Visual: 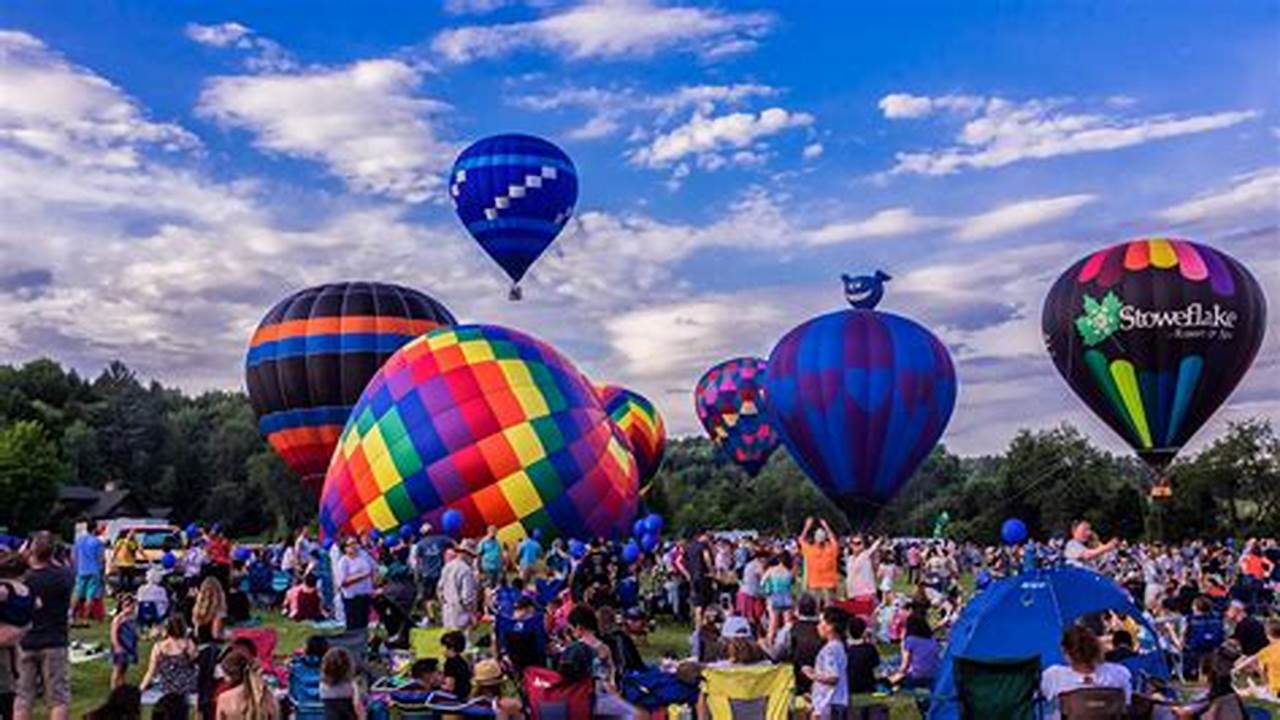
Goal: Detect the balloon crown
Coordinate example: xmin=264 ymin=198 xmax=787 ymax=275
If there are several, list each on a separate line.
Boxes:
xmin=842 ymin=270 xmax=891 ymax=309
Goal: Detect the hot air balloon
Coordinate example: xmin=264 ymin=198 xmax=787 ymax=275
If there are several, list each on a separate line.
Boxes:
xmin=1042 ymin=238 xmax=1266 ymax=486
xmin=450 ymin=134 xmax=578 ymax=300
xmin=694 ymin=358 xmax=780 ymax=477
xmin=318 ymin=324 xmax=639 ymax=544
xmin=246 ymin=282 xmax=456 ymax=488
xmin=595 ymin=384 xmax=666 ymax=489
xmin=766 ymin=278 xmax=957 ymax=525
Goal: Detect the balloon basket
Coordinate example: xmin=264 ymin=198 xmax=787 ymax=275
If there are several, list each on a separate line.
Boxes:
xmin=508 ymin=284 xmax=523 ymax=301
xmin=1149 ymin=480 xmax=1172 ymax=500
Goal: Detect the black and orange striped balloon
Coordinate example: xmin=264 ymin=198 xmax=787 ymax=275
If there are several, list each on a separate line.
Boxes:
xmin=245 ymin=282 xmax=456 ymax=487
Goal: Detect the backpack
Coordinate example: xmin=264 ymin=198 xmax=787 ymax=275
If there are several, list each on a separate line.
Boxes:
xmin=620 ymin=667 xmax=700 ymax=710
xmin=0 ymin=580 xmax=34 ymax=628
xmin=522 ymin=666 xmax=593 ymax=720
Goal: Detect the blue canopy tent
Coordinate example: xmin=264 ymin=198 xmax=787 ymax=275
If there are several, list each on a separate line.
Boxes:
xmin=928 ymin=565 xmax=1168 ymax=719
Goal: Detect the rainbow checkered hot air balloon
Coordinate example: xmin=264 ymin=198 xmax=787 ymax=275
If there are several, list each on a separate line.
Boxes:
xmin=245 ymin=282 xmax=456 ymax=488
xmin=694 ymin=358 xmax=780 ymax=477
xmin=595 ymin=384 xmax=666 ymax=488
xmin=319 ymin=324 xmax=639 ymax=544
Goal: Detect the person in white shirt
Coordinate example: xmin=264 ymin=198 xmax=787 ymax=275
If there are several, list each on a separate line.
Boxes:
xmin=1040 ymin=625 xmax=1131 ymax=720
xmin=438 ymin=544 xmax=478 ymax=631
xmin=844 ymin=536 xmax=882 ymax=619
xmin=135 ymin=568 xmax=169 ymax=626
xmin=804 ymin=607 xmax=849 ymax=720
xmin=335 ymin=539 xmax=376 ymax=631
xmin=1063 ymin=520 xmax=1118 ymax=568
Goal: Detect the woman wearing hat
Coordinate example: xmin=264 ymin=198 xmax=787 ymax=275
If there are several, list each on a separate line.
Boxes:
xmin=470 ymin=658 xmax=523 ymax=718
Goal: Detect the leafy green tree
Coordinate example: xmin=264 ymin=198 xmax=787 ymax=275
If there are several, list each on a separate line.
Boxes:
xmin=0 ymin=420 xmax=69 ymax=534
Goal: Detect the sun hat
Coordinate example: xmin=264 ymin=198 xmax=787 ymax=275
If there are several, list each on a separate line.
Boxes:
xmin=474 ymin=658 xmax=504 ymax=687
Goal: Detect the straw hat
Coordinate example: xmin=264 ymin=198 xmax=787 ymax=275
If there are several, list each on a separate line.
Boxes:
xmin=473 ymin=658 xmax=504 ymax=687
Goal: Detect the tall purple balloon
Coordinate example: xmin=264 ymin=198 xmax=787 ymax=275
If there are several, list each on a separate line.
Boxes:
xmin=766 ymin=309 xmax=956 ymax=524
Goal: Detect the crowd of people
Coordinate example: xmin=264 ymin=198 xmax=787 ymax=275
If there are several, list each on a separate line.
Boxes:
xmin=0 ymin=517 xmax=1275 ymax=719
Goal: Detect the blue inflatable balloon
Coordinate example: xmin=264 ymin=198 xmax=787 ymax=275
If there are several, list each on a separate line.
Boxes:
xmin=185 ymin=523 xmax=199 ymax=537
xmin=232 ymin=547 xmax=251 ymax=563
xmin=632 ymin=519 xmax=647 ymax=538
xmin=442 ymin=508 xmax=464 ymax=538
xmin=640 ymin=533 xmax=659 ymax=553
xmin=369 ymin=529 xmax=382 ymax=542
xmin=766 ymin=287 xmax=957 ymax=525
xmin=568 ymin=539 xmax=587 ymax=559
xmin=450 ymin=134 xmax=578 ymax=298
xmin=644 ymin=514 xmax=664 ymax=535
xmin=621 ymin=541 xmax=641 ymax=565
xmin=161 ymin=552 xmax=176 ymax=570
xmin=1001 ymin=518 xmax=1028 ymax=545
xmin=399 ymin=525 xmax=415 ymax=541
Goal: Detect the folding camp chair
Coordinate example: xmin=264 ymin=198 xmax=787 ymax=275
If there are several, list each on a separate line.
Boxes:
xmin=701 ymin=664 xmax=795 ymax=720
xmin=1057 ymin=686 xmax=1126 ymax=720
xmin=954 ymin=656 xmax=1040 ymax=720
xmin=522 ymin=666 xmax=594 ymax=720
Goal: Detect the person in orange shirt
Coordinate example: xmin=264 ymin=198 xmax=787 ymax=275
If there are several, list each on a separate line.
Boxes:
xmin=798 ymin=517 xmax=839 ymax=604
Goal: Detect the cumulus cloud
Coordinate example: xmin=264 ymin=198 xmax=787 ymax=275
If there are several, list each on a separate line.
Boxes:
xmin=630 ymin=107 xmax=813 ymax=169
xmin=432 ymin=0 xmax=773 ymax=63
xmin=880 ymin=93 xmax=1259 ymax=175
xmin=807 ymin=193 xmax=1096 ymax=245
xmin=802 ymin=142 xmax=824 ymax=160
xmin=197 ymin=59 xmax=454 ymax=203
xmin=0 ymin=31 xmax=198 ymax=168
xmin=185 ymin=22 xmax=295 ymax=72
xmin=1158 ymin=166 xmax=1280 ymax=225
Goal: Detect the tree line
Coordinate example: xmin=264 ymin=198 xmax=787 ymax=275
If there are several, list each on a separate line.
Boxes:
xmin=1 ymin=358 xmax=1276 ymax=542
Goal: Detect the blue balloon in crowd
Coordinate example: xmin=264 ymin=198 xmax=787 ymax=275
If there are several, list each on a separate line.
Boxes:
xmin=323 ymin=538 xmax=335 ymax=551
xmin=568 ymin=539 xmax=587 ymax=560
xmin=632 ymin=519 xmax=647 ymax=538
xmin=399 ymin=525 xmax=415 ymax=541
xmin=640 ymin=533 xmax=659 ymax=553
xmin=450 ymin=134 xmax=578 ymax=298
xmin=161 ymin=552 xmax=176 ymax=570
xmin=232 ymin=547 xmax=251 ymax=563
xmin=1001 ymin=518 xmax=1028 ymax=546
xmin=185 ymin=523 xmax=199 ymax=537
xmin=383 ymin=535 xmax=397 ymax=548
xmin=442 ymin=509 xmax=464 ymax=537
xmin=369 ymin=529 xmax=382 ymax=542
xmin=621 ymin=541 xmax=641 ymax=565
xmin=644 ymin=514 xmax=664 ymax=535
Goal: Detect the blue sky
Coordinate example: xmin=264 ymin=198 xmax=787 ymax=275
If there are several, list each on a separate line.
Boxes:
xmin=1 ymin=0 xmax=1277 ymax=456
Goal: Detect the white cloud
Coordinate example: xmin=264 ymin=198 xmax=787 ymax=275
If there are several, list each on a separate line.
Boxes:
xmin=0 ymin=31 xmax=198 ymax=168
xmin=1158 ymin=167 xmax=1280 ymax=224
xmin=197 ymin=60 xmax=454 ymax=203
xmin=807 ymin=193 xmax=1095 ymax=245
xmin=184 ymin=22 xmax=252 ymax=48
xmin=878 ymin=92 xmax=982 ymax=119
xmin=802 ymin=142 xmax=824 ymax=160
xmin=881 ymin=93 xmax=1259 ymax=175
xmin=808 ymin=208 xmax=941 ymax=245
xmin=184 ymin=22 xmax=295 ymax=72
xmin=953 ymin=193 xmax=1097 ymax=241
xmin=630 ymin=107 xmax=813 ymax=168
xmin=432 ymin=0 xmax=773 ymax=63
xmin=443 ymin=0 xmax=517 ymax=14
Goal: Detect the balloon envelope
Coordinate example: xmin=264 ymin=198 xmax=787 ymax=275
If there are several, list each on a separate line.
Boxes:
xmin=766 ymin=309 xmax=956 ymax=524
xmin=450 ymin=134 xmax=578 ymax=287
xmin=694 ymin=358 xmax=780 ymax=477
xmin=246 ymin=282 xmax=456 ymax=487
xmin=596 ymin=384 xmax=666 ymax=488
xmin=1001 ymin=518 xmax=1028 ymax=545
xmin=319 ymin=324 xmax=639 ymax=544
xmin=1042 ymin=239 xmax=1266 ymax=471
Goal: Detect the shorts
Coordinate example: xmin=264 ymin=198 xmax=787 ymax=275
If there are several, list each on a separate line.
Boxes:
xmin=690 ymin=578 xmax=714 ymax=609
xmin=846 ymin=594 xmax=877 ymax=620
xmin=419 ymin=575 xmax=440 ymax=600
xmin=111 ymin=651 xmax=136 ymax=669
xmin=74 ymin=573 xmax=103 ymax=601
xmin=735 ymin=592 xmax=766 ymax=623
xmin=16 ymin=646 xmax=70 ymax=708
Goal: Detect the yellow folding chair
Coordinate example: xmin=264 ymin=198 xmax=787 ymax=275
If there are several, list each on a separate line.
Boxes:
xmin=701 ymin=663 xmax=795 ymax=720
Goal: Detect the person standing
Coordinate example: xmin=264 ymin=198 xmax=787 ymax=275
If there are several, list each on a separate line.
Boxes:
xmin=799 ymin=518 xmax=839 ymax=605
xmin=15 ymin=532 xmax=74 ymax=720
xmin=411 ymin=523 xmax=452 ymax=620
xmin=438 ymin=545 xmax=477 ymax=631
xmin=72 ymin=524 xmax=106 ymax=623
xmin=1063 ymin=520 xmax=1118 ymax=568
xmin=804 ymin=607 xmax=849 ymax=720
xmin=844 ymin=536 xmax=882 ymax=621
xmin=516 ymin=531 xmax=542 ymax=575
xmin=0 ymin=552 xmax=33 ymax=720
xmin=476 ymin=526 xmax=503 ymax=587
xmin=335 ymin=539 xmax=376 ymax=632
xmin=679 ymin=532 xmax=714 ymax=629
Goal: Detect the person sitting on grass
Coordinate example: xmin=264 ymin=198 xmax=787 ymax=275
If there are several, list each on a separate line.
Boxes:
xmin=470 ymin=658 xmax=524 ymax=719
xmin=283 ymin=573 xmax=325 ymax=622
xmin=85 ymin=683 xmax=141 ymax=720
xmin=137 ymin=567 xmax=170 ymax=630
xmin=440 ymin=630 xmax=472 ymax=699
xmin=889 ymin=611 xmax=941 ymax=691
xmin=846 ymin=615 xmax=881 ymax=695
xmin=1171 ymin=647 xmax=1247 ymax=718
xmin=285 ymin=635 xmax=329 ymax=712
xmin=215 ymin=648 xmax=279 ymax=720
xmin=110 ymin=594 xmax=139 ymax=689
xmin=139 ymin=616 xmax=198 ymax=698
xmin=1234 ymin=619 xmax=1280 ymax=702
xmin=1040 ymin=625 xmax=1131 ymax=720
xmin=319 ymin=647 xmax=365 ymax=720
